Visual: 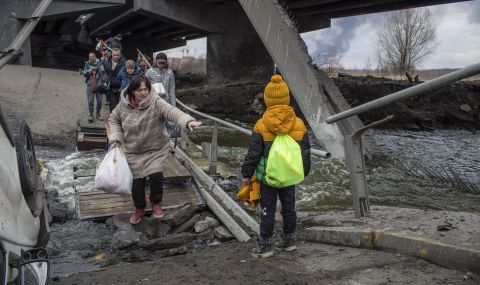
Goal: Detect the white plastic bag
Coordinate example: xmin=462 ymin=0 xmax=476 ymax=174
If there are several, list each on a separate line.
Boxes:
xmin=152 ymin=82 xmax=166 ymax=96
xmin=95 ymin=147 xmax=133 ymax=195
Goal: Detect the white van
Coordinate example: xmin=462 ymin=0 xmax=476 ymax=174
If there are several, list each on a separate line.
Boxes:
xmin=0 ymin=105 xmax=50 ymax=285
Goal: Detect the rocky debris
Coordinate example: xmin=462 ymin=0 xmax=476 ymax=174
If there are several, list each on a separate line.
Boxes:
xmin=46 ymin=190 xmax=69 ymax=223
xmin=208 ymin=240 xmax=222 ymax=247
xmin=460 ymin=104 xmax=472 ymax=113
xmin=194 ymin=217 xmax=219 ymax=233
xmin=138 ymin=219 xmax=172 ymax=239
xmin=163 ymin=203 xmax=199 ymax=227
xmin=172 ymin=214 xmax=202 ymax=234
xmin=213 ymin=226 xmax=234 ymax=241
xmin=111 ymin=213 xmax=171 ymax=238
xmin=111 ymin=231 xmax=144 ymax=250
xmin=139 ymin=231 xmax=212 ymax=251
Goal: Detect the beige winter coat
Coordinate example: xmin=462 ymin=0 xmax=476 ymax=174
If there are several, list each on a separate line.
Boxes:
xmin=108 ymin=88 xmax=194 ymax=178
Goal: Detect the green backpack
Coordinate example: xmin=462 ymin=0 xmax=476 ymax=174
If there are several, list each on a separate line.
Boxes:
xmin=263 ymin=134 xmax=304 ymax=188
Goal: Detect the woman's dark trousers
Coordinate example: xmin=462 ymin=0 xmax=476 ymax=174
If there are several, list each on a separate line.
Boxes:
xmin=131 ymin=172 xmax=163 ymax=209
xmin=259 ymin=182 xmax=296 ymax=241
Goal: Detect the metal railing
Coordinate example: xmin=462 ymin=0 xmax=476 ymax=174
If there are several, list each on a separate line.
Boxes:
xmin=176 ymin=99 xmax=331 ymax=158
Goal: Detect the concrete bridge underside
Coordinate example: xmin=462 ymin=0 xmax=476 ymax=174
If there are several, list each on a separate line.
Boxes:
xmin=0 ymin=0 xmax=468 ymax=82
xmin=0 ymin=0 xmax=471 ymax=156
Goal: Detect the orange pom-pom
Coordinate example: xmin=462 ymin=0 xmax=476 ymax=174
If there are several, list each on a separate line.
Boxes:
xmin=271 ymin=74 xmax=283 ymax=83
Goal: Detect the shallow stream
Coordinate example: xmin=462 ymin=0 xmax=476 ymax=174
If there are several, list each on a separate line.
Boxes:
xmin=36 ymin=122 xmax=480 ymax=276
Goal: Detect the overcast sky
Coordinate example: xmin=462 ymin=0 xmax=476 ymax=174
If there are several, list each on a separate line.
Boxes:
xmin=163 ymin=1 xmax=480 ymax=69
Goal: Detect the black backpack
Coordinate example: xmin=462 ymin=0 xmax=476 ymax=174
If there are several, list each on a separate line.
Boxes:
xmin=92 ymin=64 xmax=110 ymax=94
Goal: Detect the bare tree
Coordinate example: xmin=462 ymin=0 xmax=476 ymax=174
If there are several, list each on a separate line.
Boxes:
xmin=364 ymin=56 xmax=373 ymax=75
xmin=312 ymin=46 xmax=344 ymax=76
xmin=377 ymin=8 xmax=436 ymax=75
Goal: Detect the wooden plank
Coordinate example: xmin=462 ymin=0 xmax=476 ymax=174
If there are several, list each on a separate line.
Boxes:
xmin=79 ymin=191 xmax=197 ymax=210
xmin=77 ymin=183 xmax=201 ymax=219
xmin=78 ymin=185 xmax=192 ymax=201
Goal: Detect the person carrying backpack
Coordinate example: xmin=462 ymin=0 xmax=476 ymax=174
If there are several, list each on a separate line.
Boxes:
xmin=80 ymin=52 xmax=102 ymax=122
xmin=241 ymin=74 xmax=311 ymax=258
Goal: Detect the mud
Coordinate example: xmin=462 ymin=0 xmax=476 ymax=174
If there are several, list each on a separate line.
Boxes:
xmin=52 ymin=240 xmax=479 ymax=285
xmin=176 ymin=75 xmax=480 ymax=130
xmin=334 ymin=75 xmax=480 ymax=130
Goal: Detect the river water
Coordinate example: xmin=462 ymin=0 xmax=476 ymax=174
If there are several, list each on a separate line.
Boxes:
xmin=36 ymin=123 xmax=480 ymax=277
xmin=37 ymin=123 xmax=480 ymax=215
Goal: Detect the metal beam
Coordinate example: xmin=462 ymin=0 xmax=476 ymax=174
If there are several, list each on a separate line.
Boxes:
xmin=327 ymin=63 xmax=480 ymax=124
xmin=134 ymin=0 xmax=224 ymax=33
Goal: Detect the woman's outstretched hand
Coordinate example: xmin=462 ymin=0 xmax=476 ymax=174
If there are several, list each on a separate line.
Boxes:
xmin=187 ymin=121 xmax=202 ymax=132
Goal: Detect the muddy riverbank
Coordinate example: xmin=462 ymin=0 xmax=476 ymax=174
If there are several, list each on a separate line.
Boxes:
xmin=177 ymin=75 xmax=480 ymax=131
xmin=52 ymin=240 xmax=479 ymax=285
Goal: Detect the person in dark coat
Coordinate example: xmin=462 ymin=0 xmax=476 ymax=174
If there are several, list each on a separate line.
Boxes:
xmin=103 ymin=48 xmax=125 ymax=112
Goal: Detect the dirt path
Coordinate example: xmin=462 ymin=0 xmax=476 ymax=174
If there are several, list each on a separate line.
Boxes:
xmin=52 ymin=241 xmax=478 ymax=285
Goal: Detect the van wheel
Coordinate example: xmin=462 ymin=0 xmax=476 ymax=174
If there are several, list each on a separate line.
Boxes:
xmin=9 ymin=118 xmax=38 ymax=196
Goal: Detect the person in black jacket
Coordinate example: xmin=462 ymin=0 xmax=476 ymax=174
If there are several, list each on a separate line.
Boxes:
xmin=103 ymin=48 xmax=125 ymax=112
xmin=241 ymin=74 xmax=311 ymax=258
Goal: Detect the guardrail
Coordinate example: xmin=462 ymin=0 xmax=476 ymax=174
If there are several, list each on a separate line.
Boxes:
xmin=176 ymin=99 xmax=331 ymax=158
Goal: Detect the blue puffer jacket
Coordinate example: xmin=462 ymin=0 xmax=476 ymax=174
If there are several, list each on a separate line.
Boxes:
xmin=118 ymin=64 xmax=143 ymax=91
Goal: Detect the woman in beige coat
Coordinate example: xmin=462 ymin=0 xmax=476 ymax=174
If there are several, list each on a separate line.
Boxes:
xmin=109 ymin=75 xmax=201 ymax=224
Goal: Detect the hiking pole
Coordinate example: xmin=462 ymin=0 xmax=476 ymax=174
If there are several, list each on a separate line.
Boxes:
xmin=137 ymin=49 xmax=153 ymax=69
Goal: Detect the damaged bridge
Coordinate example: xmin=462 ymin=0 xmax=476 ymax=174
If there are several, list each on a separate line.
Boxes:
xmin=0 ymin=0 xmax=471 ymax=157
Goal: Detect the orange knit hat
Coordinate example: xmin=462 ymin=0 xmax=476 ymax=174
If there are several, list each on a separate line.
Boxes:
xmin=263 ymin=74 xmax=290 ymax=107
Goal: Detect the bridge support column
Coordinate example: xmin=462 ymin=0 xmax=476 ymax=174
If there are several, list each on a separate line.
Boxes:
xmin=206 ymin=32 xmax=272 ymax=85
xmin=0 ymin=16 xmax=32 ymax=66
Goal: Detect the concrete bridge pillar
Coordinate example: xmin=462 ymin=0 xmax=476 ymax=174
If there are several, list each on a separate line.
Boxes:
xmin=0 ymin=15 xmax=32 ymax=66
xmin=207 ymin=32 xmax=273 ymax=85
xmin=205 ymin=4 xmax=273 ymax=85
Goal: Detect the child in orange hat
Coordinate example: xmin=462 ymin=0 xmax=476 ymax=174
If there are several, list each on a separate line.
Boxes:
xmin=241 ymin=74 xmax=311 ymax=258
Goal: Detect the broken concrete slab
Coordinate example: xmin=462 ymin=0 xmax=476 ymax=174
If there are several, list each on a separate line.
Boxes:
xmin=138 ymin=230 xmax=212 ymax=251
xmin=300 ymin=226 xmax=374 ymax=249
xmin=375 ymin=230 xmax=480 ymax=274
xmin=163 ymin=203 xmax=198 ymax=227
xmin=111 ymin=231 xmax=144 ymax=250
xmin=172 ymin=214 xmax=202 ymax=234
xmin=194 ymin=217 xmax=219 ymax=233
xmin=301 ymin=226 xmax=480 ymax=275
xmin=111 ymin=213 xmax=171 ymax=238
xmin=213 ymin=226 xmax=234 ymax=242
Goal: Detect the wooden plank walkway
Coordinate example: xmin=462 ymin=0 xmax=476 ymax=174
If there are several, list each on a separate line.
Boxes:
xmin=75 ymin=155 xmax=202 ymax=219
xmin=76 ymin=184 xmax=202 ymax=219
